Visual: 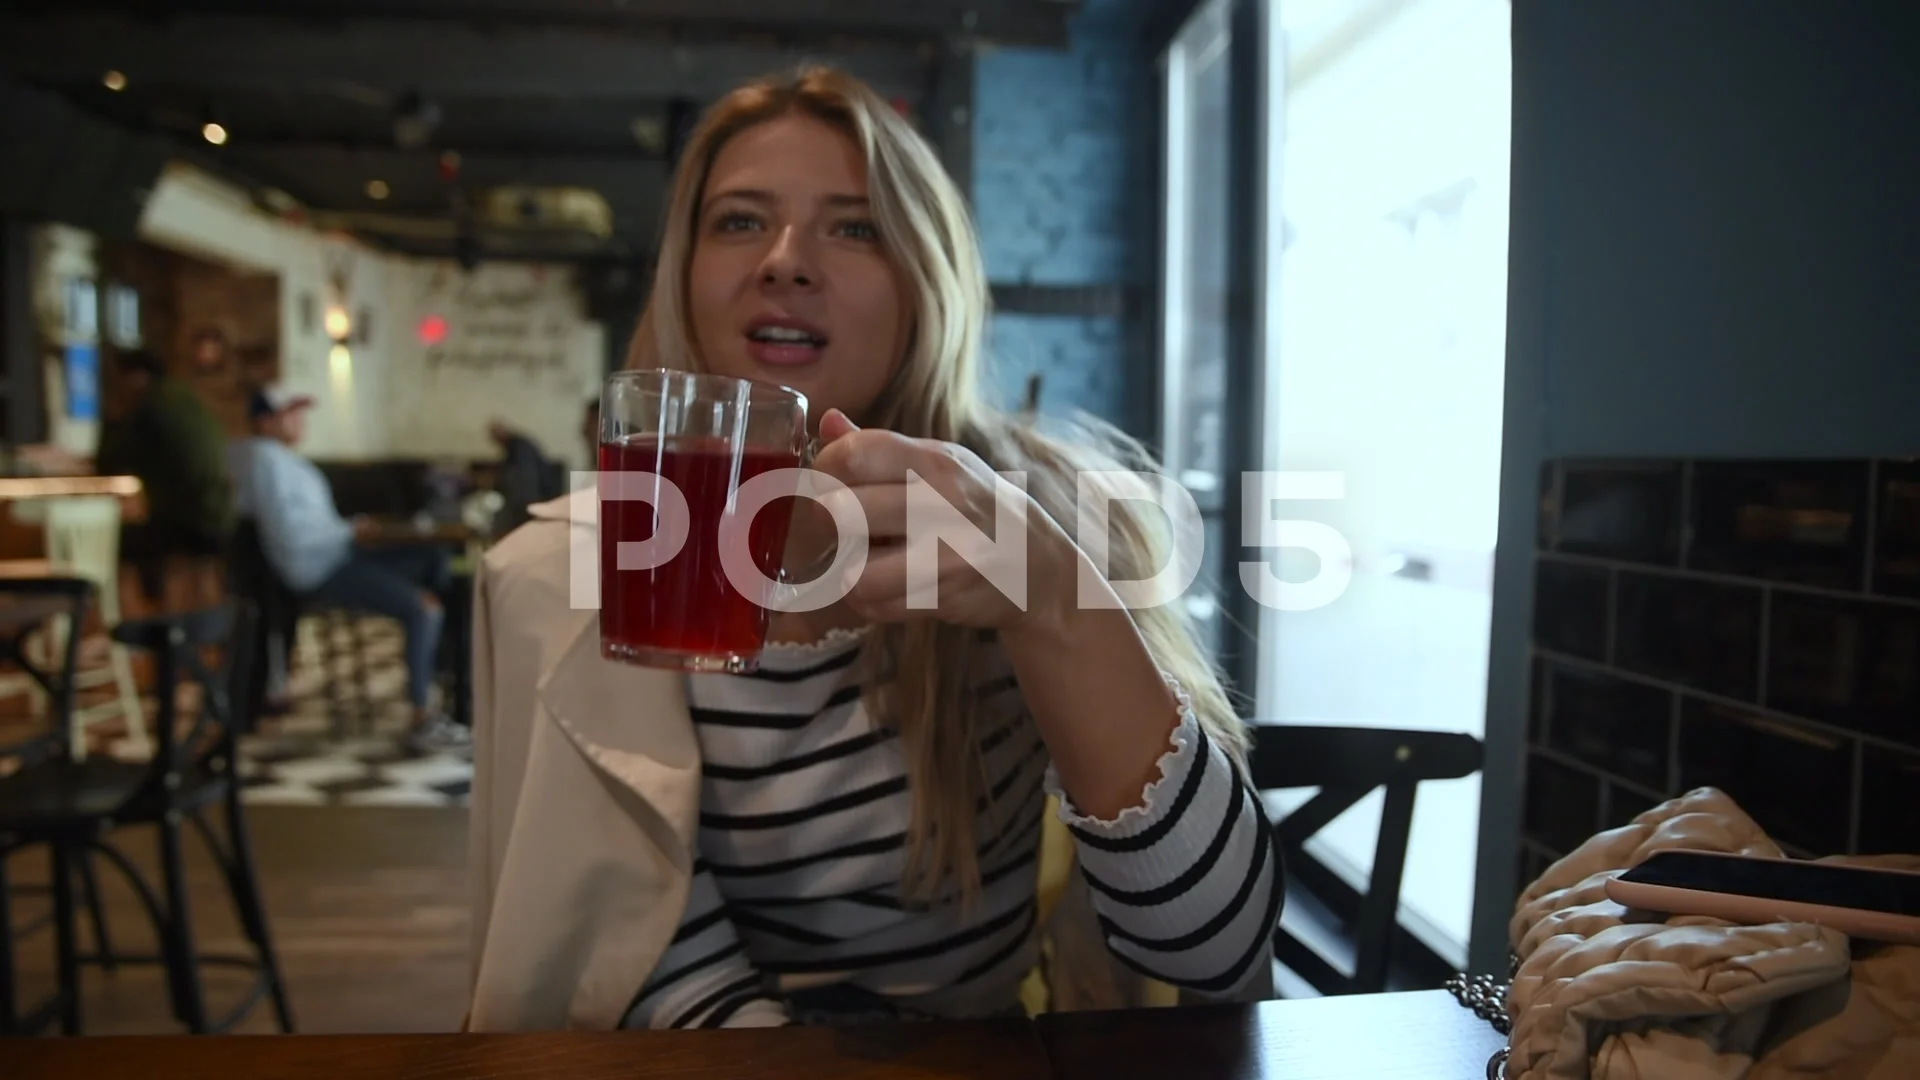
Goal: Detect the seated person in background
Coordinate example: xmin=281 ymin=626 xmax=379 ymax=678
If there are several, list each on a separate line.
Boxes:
xmin=485 ymin=420 xmax=565 ymax=536
xmin=95 ymin=349 xmax=234 ymax=610
xmin=229 ymin=387 xmax=469 ymax=754
xmin=581 ymin=397 xmax=600 ymax=467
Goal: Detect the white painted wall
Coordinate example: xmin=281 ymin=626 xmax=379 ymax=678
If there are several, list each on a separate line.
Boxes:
xmin=137 ymin=164 xmax=604 ymax=465
xmin=376 ymin=262 xmax=605 ymax=470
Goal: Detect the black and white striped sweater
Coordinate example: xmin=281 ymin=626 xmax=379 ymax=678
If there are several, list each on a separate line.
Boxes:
xmin=621 ymin=630 xmax=1280 ymax=1028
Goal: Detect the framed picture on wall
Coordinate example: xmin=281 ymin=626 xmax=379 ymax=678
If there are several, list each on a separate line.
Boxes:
xmin=104 ymin=282 xmax=141 ymax=348
xmin=61 ymin=276 xmax=98 ymax=341
xmin=65 ymin=342 xmax=100 ymax=421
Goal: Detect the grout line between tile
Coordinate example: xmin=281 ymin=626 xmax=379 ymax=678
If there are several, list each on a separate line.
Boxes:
xmin=1848 ymin=738 xmax=1864 ymax=855
xmin=1533 ymin=646 xmax=1920 ymax=759
xmin=1604 ymin=565 xmax=1618 ymax=666
xmin=1535 ymin=549 xmax=1920 ymax=612
xmin=1528 ymin=742 xmax=1670 ymax=805
xmin=1519 ymin=837 xmax=1565 ymax=862
xmin=1668 ymin=688 xmax=1683 ymax=796
xmin=1679 ymin=459 xmax=1695 ymax=568
xmin=1862 ymin=459 xmax=1880 ymax=595
xmin=1532 ymin=649 xmax=1553 ymax=748
xmin=1547 ymin=461 xmax=1566 ymax=551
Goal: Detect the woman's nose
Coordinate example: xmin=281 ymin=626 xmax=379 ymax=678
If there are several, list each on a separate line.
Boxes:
xmin=759 ymin=226 xmax=817 ymax=288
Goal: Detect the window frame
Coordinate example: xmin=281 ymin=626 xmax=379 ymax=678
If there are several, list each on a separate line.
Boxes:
xmin=1150 ymin=0 xmax=1272 ymax=704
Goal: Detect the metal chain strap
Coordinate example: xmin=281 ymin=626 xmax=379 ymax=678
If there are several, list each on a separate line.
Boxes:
xmin=1443 ymin=953 xmax=1518 ymax=1080
xmin=1442 ymin=972 xmax=1512 ymax=1036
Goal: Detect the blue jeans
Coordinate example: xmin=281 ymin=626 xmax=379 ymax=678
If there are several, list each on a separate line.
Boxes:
xmin=308 ymin=545 xmax=449 ymax=710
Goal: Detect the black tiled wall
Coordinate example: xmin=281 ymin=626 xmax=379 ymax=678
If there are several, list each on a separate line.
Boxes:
xmin=1524 ymin=458 xmax=1920 ymax=885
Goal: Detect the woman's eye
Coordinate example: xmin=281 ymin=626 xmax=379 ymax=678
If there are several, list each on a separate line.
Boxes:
xmin=836 ymin=219 xmax=880 ymax=242
xmin=714 ymin=212 xmax=762 ymax=233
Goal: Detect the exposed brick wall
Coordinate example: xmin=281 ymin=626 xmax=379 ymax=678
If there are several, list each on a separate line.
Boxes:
xmin=972 ymin=0 xmax=1155 ymax=434
xmin=102 ymin=240 xmax=278 ymax=437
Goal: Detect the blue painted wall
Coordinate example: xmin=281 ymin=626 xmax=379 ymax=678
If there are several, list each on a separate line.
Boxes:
xmin=1526 ymin=2 xmax=1920 ymax=459
xmin=1476 ymin=0 xmax=1920 ymax=973
xmin=972 ymin=0 xmax=1157 ymax=434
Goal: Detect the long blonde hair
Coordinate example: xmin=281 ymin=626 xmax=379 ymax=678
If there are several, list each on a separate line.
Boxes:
xmin=628 ymin=67 xmax=1246 ymax=905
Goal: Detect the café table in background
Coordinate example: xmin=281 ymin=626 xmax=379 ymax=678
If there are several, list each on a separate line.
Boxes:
xmin=4 ymin=991 xmax=1505 ymax=1079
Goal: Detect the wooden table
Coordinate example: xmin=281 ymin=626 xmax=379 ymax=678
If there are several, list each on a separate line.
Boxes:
xmin=355 ymin=518 xmax=478 ymax=549
xmin=0 ymin=476 xmax=142 ymax=501
xmin=1039 ymin=992 xmax=1504 ymax=1080
xmin=2 ymin=992 xmax=1504 ymax=1079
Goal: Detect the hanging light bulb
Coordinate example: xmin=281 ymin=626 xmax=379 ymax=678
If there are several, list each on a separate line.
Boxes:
xmin=201 ymin=121 xmax=229 ymax=146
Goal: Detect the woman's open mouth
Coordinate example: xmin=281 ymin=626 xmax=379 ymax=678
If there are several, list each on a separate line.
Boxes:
xmin=745 ymin=320 xmax=829 ymax=366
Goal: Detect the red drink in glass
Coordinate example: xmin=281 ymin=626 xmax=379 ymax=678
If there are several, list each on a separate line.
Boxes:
xmin=598 ymin=437 xmax=800 ymax=667
xmin=595 ymin=371 xmax=809 ymax=672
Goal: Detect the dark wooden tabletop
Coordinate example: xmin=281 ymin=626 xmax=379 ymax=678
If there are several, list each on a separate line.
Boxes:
xmin=4 ymin=1018 xmax=1048 ymax=1080
xmin=1039 ymin=991 xmax=1505 ymax=1080
xmin=3 ymin=992 xmax=1503 ymax=1079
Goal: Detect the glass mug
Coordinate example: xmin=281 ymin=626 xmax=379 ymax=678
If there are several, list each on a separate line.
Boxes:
xmin=596 ymin=369 xmax=818 ymax=673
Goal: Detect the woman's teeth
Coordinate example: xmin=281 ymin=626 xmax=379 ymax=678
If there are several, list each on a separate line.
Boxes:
xmin=750 ymin=327 xmax=824 ymax=345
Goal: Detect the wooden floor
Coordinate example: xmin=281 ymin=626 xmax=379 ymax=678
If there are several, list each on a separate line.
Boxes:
xmin=6 ymin=805 xmax=470 ymax=1035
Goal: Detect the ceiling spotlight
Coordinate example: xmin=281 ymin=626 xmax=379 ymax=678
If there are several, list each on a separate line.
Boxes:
xmin=392 ymin=90 xmax=443 ymax=150
xmin=102 ymin=70 xmax=128 ymax=92
xmin=629 ymin=116 xmax=667 ymax=154
xmin=201 ymin=121 xmax=229 ymax=146
xmin=366 ymin=179 xmax=391 ymax=200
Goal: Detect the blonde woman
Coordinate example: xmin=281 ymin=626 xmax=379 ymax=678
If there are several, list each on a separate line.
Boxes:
xmin=467 ymin=67 xmax=1279 ymax=1031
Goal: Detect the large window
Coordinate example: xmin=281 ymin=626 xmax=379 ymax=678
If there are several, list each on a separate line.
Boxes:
xmin=1159 ymin=0 xmax=1513 ymax=975
xmin=1255 ymin=0 xmax=1513 ymax=967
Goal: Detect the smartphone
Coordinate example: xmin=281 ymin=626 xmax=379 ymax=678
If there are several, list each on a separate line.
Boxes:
xmin=1603 ymin=849 xmax=1920 ymax=945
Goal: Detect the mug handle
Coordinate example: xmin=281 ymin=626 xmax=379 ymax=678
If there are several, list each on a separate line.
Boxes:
xmin=776 ymin=437 xmax=840 ymax=588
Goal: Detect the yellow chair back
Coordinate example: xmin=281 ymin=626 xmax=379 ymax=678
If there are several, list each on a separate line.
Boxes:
xmin=1021 ymin=796 xmax=1180 ymax=1015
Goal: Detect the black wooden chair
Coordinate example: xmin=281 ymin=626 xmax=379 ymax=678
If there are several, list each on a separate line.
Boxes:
xmin=0 ymin=575 xmax=100 ymax=1034
xmin=1248 ymin=724 xmax=1483 ymax=996
xmin=0 ymin=601 xmax=294 ymax=1034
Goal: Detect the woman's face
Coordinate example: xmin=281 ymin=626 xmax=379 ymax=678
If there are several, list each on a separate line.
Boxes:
xmin=687 ymin=113 xmax=910 ymax=427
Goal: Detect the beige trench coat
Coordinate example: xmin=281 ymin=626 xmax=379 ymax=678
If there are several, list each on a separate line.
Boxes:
xmin=466 ymin=491 xmax=702 ymax=1030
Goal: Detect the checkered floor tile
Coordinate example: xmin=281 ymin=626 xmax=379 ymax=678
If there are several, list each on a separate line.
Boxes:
xmin=238 ymin=615 xmax=472 ymax=809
